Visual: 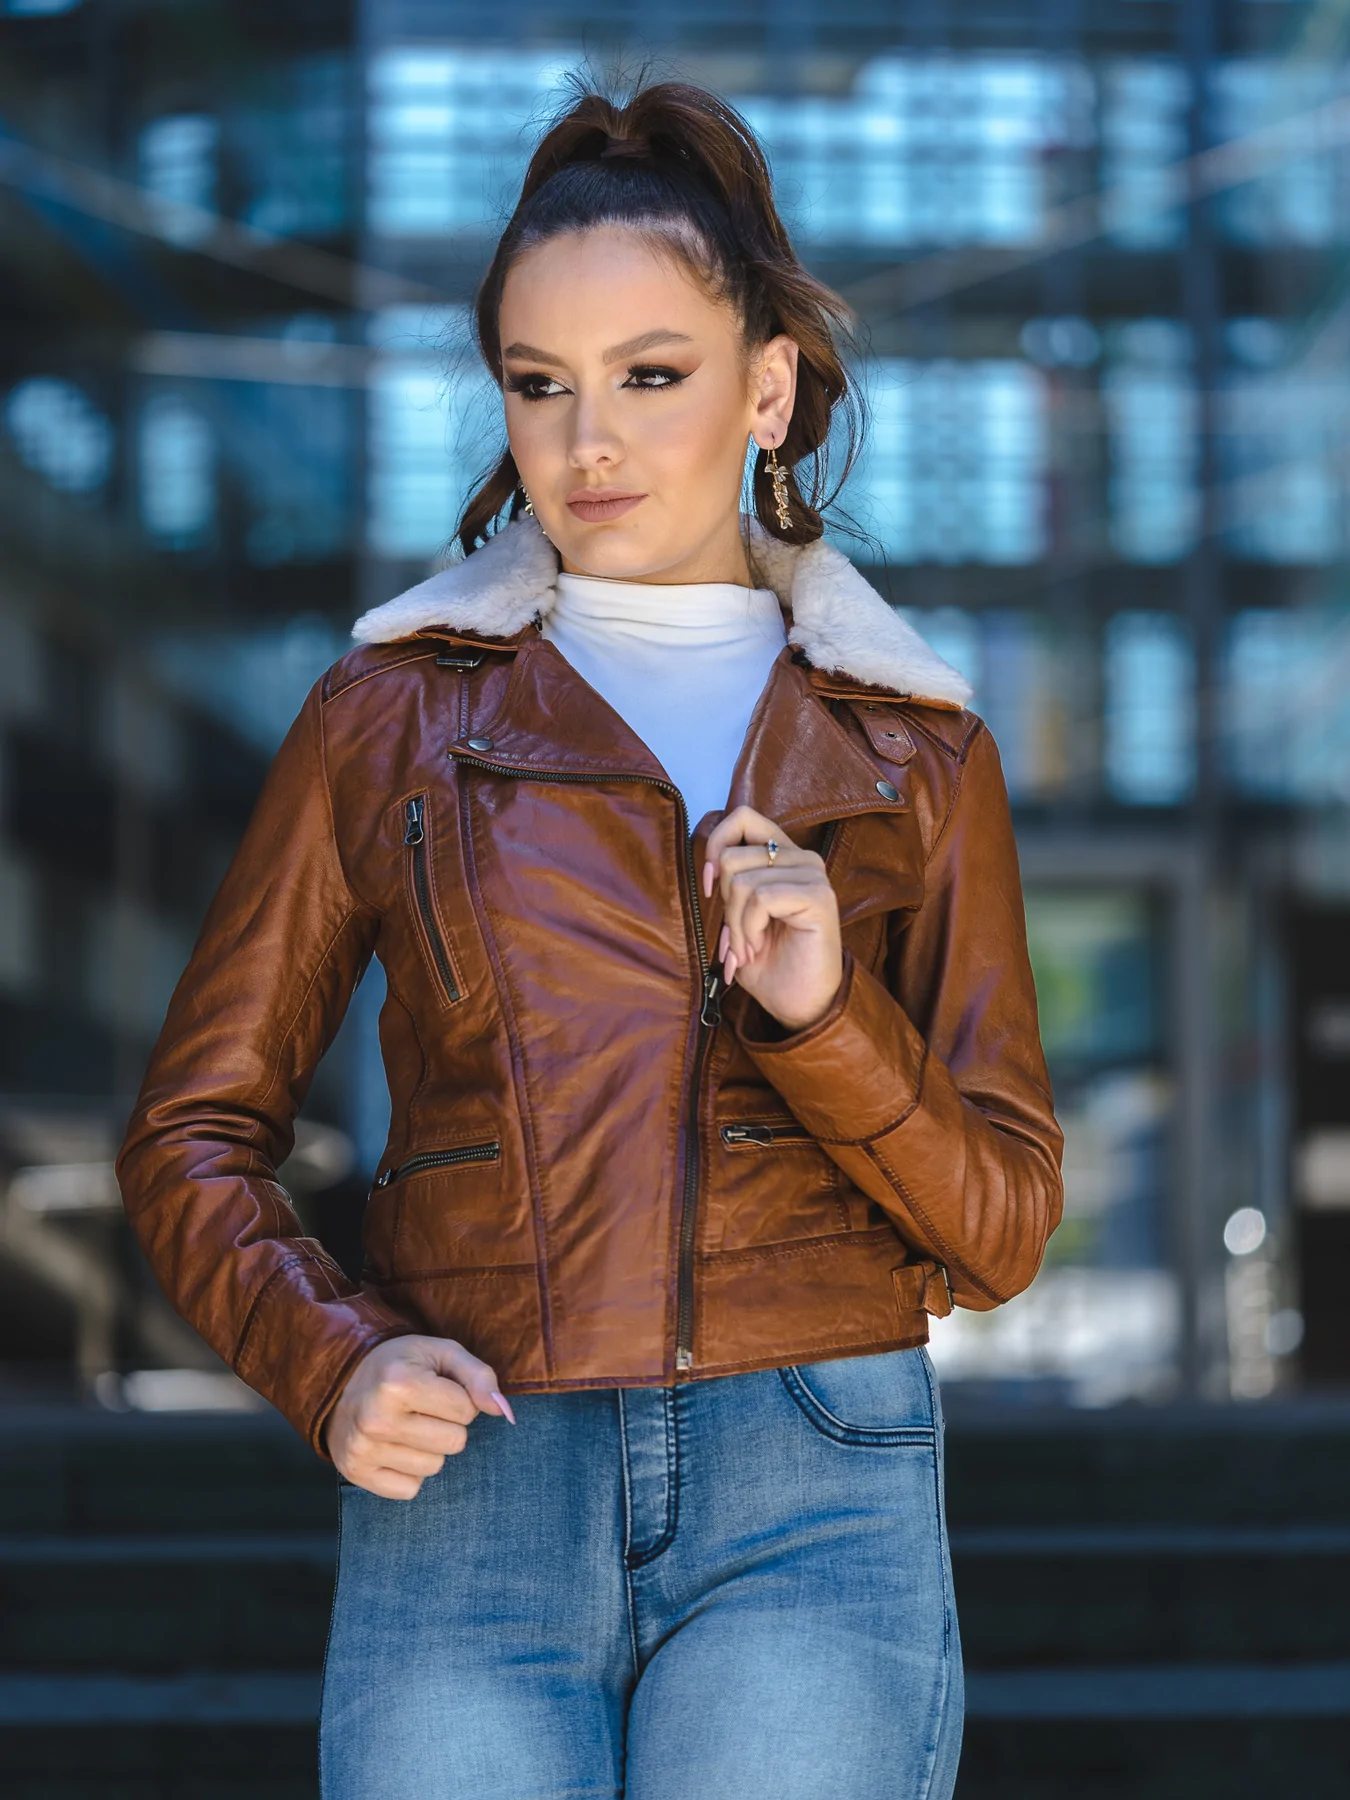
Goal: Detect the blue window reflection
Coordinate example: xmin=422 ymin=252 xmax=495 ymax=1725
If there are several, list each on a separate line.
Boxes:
xmin=139 ymin=394 xmax=214 ymax=547
xmin=1104 ymin=321 xmax=1199 ymax=565
xmin=366 ymin=306 xmax=498 ymax=560
xmin=1103 ymin=611 xmax=1197 ymax=806
xmin=4 ymin=378 xmax=113 ymax=493
xmin=852 ymin=359 xmax=1047 ymax=565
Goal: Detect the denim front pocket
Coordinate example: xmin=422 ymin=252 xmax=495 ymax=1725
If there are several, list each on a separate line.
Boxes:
xmin=780 ymin=1346 xmax=938 ymax=1446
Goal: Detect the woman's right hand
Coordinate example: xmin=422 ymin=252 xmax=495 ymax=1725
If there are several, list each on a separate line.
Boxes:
xmin=325 ymin=1335 xmax=516 ymax=1499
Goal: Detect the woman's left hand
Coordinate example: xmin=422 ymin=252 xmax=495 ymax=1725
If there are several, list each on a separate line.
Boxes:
xmin=703 ymin=806 xmax=843 ymax=1033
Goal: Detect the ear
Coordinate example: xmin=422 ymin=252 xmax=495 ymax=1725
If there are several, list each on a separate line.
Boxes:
xmin=749 ymin=334 xmax=799 ymax=450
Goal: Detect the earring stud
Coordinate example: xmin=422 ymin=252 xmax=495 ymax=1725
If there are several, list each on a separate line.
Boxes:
xmin=767 ymin=444 xmax=791 ymax=532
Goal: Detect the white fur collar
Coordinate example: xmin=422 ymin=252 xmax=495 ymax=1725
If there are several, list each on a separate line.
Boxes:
xmin=352 ymin=514 xmax=972 ymax=708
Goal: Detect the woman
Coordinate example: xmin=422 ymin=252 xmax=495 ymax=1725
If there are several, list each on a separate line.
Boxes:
xmin=119 ymin=79 xmax=1062 ymax=1800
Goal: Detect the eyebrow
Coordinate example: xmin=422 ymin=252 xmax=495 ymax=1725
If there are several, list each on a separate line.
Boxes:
xmin=501 ymin=329 xmax=695 ymax=368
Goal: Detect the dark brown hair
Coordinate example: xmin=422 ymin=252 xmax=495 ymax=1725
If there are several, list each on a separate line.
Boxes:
xmin=455 ymin=76 xmax=862 ymax=557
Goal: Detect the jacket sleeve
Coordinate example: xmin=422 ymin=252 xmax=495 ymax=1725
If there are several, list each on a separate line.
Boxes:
xmin=116 ymin=680 xmax=413 ymax=1452
xmin=735 ymin=721 xmax=1064 ymax=1308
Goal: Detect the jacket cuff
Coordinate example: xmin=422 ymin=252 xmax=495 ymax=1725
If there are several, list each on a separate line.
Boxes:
xmin=232 ymin=1265 xmax=414 ymax=1458
xmin=734 ymin=951 xmax=928 ymax=1144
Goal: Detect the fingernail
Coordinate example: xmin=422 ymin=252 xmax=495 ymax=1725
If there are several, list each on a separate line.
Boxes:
xmin=491 ymin=1389 xmax=517 ymax=1425
xmin=723 ymin=951 xmax=738 ymax=987
xmin=718 ymin=924 xmax=730 ymax=961
xmin=702 ymin=860 xmax=714 ymax=899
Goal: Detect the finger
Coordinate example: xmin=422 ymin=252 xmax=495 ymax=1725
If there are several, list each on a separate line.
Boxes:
xmin=372 ymin=1366 xmax=477 ymax=1429
xmin=364 ymin=1441 xmax=448 ymax=1481
xmin=409 ymin=1338 xmax=508 ymax=1419
xmin=716 ymin=841 xmax=813 ymax=878
xmin=725 ymin=870 xmax=832 ymax=962
xmin=751 ymin=875 xmax=829 ymax=951
xmin=705 ymin=806 xmax=787 ymax=866
xmin=360 ymin=1413 xmax=470 ymax=1458
xmin=358 ymin=1468 xmax=424 ymax=1501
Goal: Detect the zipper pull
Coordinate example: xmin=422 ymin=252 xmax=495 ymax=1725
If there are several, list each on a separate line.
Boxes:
xmin=700 ymin=964 xmax=724 ymax=1028
xmin=675 ymin=1348 xmax=693 ymax=1373
xmin=403 ymin=798 xmax=424 ymax=846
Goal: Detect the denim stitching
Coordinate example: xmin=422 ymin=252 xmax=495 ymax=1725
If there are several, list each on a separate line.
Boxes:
xmin=317 ymin=1473 xmax=346 ymax=1798
xmin=778 ymin=1361 xmax=937 ymax=1447
xmin=623 ymin=1388 xmax=680 ymax=1570
xmin=918 ymin=1346 xmax=959 ymax=1798
xmin=615 ymin=1391 xmax=642 ymax=1679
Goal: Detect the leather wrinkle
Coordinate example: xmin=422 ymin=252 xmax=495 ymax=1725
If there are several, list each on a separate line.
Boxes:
xmin=322 ymin=645 xmax=442 ymax=704
xmin=865 ymin=1139 xmax=1003 ymax=1303
xmin=459 ymin=762 xmax=559 ymax=1374
xmin=701 ymin=1223 xmax=902 ymax=1268
xmin=233 ymin=1249 xmax=325 ymax=1366
xmin=256 ymin=904 xmax=370 ymax=1117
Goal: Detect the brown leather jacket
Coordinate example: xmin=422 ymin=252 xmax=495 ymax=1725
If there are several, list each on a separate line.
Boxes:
xmin=118 ymin=516 xmax=1063 ymax=1454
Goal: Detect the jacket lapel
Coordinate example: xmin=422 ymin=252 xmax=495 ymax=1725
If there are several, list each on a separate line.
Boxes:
xmin=447 ymin=634 xmax=909 ymax=836
xmin=725 ymin=652 xmax=909 ymax=836
xmin=448 ymin=634 xmax=675 ymax=791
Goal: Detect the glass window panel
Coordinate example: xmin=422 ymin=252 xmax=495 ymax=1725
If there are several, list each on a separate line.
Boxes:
xmin=1103 ymin=611 xmax=1198 ymax=806
xmin=1211 ymin=61 xmax=1350 ymax=246
xmin=4 ymin=378 xmax=113 ymax=494
xmin=139 ymin=114 xmax=219 ymax=246
xmin=366 ymin=306 xmax=499 ymax=560
xmin=1104 ymin=321 xmax=1200 ymax=564
xmin=1100 ymin=60 xmax=1190 ymax=248
xmin=139 ymin=394 xmax=214 ymax=546
xmin=1224 ymin=608 xmax=1350 ymax=804
xmin=848 ymin=359 xmax=1047 ymax=565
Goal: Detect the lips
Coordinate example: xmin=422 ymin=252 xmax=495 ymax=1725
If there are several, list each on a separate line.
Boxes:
xmin=565 ymin=492 xmax=646 ymax=524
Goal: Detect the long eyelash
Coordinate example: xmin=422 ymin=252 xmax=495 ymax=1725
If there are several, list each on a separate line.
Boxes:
xmin=503 ymin=365 xmax=688 ymax=400
xmin=626 ymin=365 xmax=687 ymax=389
xmin=503 ymin=372 xmax=563 ymax=401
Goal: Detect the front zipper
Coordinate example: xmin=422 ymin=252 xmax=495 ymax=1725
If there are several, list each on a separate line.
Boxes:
xmin=374 ymin=1140 xmax=500 ymax=1189
xmin=404 ymin=796 xmax=461 ymax=1003
xmin=451 ymin=750 xmax=715 ymax=1375
xmin=721 ymin=1120 xmax=813 ymax=1147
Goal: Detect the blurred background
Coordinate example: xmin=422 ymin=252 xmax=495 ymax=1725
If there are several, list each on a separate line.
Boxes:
xmin=3 ymin=1 xmax=1350 ymax=1795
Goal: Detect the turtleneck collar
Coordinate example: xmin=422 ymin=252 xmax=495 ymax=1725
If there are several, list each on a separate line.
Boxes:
xmin=552 ymin=570 xmax=786 ymax=649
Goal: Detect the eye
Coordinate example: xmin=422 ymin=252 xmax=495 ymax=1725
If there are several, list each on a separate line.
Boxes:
xmin=504 ymin=372 xmax=569 ymax=401
xmin=623 ymin=364 xmax=688 ymax=391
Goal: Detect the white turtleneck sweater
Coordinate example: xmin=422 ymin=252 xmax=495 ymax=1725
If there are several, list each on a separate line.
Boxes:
xmin=541 ymin=571 xmax=788 ymax=829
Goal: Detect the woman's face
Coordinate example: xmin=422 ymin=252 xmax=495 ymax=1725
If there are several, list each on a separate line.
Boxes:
xmin=498 ymin=225 xmax=797 ymax=585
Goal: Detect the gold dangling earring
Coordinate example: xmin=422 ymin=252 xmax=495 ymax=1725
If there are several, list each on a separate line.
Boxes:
xmin=767 ymin=443 xmax=791 ymax=532
xmin=521 ymin=488 xmax=535 ymax=516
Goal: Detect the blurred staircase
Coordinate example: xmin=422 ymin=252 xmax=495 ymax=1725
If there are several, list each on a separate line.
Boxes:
xmin=0 ymin=1410 xmax=333 ymax=1800
xmin=951 ymin=1403 xmax=1350 ymax=1798
xmin=0 ymin=1403 xmax=1348 ymax=1798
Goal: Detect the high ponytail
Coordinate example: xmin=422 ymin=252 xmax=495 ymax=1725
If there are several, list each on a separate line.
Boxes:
xmin=456 ymin=76 xmax=862 ymax=557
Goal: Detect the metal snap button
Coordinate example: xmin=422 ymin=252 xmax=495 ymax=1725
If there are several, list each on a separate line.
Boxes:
xmin=876 ymin=779 xmax=900 ymax=801
xmin=466 ymin=736 xmax=495 ymax=752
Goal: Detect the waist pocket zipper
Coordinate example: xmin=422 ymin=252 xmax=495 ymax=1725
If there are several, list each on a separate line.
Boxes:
xmin=404 ymin=796 xmax=461 ymax=1003
xmin=720 ymin=1121 xmax=814 ymax=1147
xmin=374 ymin=1141 xmax=500 ymax=1189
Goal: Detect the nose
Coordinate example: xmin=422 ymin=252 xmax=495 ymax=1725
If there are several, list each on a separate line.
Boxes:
xmin=566 ymin=387 xmax=624 ymax=472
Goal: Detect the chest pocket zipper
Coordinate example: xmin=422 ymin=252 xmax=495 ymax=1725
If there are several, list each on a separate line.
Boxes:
xmin=720 ymin=1121 xmax=814 ymax=1147
xmin=404 ymin=796 xmax=461 ymax=1004
xmin=374 ymin=1141 xmax=500 ymax=1188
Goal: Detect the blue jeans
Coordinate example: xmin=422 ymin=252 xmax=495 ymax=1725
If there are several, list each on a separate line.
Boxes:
xmin=320 ymin=1347 xmax=963 ymax=1799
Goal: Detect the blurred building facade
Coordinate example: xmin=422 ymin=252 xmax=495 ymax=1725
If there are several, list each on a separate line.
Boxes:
xmin=2 ymin=0 xmax=1349 ymax=1405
